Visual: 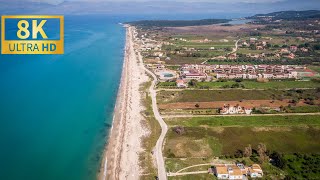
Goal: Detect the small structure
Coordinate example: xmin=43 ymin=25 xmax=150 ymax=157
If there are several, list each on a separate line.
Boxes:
xmin=220 ymin=104 xmax=252 ymax=115
xmin=176 ymin=79 xmax=188 ymax=88
xmin=248 ymin=164 xmax=264 ymax=178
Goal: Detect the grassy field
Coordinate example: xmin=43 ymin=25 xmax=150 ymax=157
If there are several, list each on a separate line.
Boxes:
xmin=139 ymin=81 xmax=161 ymax=179
xmin=197 ymin=80 xmax=320 ymax=89
xmin=286 ymin=105 xmax=320 ymax=113
xmin=309 ymin=66 xmax=320 ymax=73
xmin=165 ymin=125 xmax=320 ymax=158
xmin=157 ymin=89 xmax=319 ymax=103
xmin=165 ymin=115 xmax=320 ymax=127
xmin=166 ymin=157 xmax=215 ymax=173
xmin=168 ymin=174 xmax=214 ymax=180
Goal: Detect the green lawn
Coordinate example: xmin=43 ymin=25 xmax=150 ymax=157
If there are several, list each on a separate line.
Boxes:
xmin=197 ymin=80 xmax=320 ymax=89
xmin=165 ymin=115 xmax=320 ymax=127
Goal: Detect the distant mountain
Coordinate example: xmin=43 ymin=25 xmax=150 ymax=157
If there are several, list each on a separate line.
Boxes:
xmin=0 ymin=0 xmax=53 ymax=14
xmin=250 ymin=10 xmax=320 ymax=20
xmin=126 ymin=19 xmax=231 ymax=27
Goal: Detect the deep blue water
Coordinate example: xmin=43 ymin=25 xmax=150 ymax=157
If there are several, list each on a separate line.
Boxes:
xmin=0 ymin=13 xmax=248 ymax=180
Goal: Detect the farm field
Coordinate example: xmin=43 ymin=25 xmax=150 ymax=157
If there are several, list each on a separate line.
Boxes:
xmin=157 ymin=89 xmax=319 ymax=103
xmin=197 ymin=80 xmax=320 ymax=89
xmin=165 ymin=115 xmax=320 ymax=127
xmin=164 ymin=126 xmax=320 ymax=158
xmin=164 ymin=115 xmax=320 ymax=159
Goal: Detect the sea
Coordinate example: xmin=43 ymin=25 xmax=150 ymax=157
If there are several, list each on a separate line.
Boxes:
xmin=0 ymin=13 xmax=251 ymax=180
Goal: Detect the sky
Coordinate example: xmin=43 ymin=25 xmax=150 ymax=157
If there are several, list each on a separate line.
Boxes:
xmin=2 ymin=0 xmax=319 ymax=15
xmin=30 ymin=0 xmax=285 ymax=5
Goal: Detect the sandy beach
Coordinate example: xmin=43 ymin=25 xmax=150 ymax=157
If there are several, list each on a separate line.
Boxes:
xmin=98 ymin=25 xmax=149 ymax=180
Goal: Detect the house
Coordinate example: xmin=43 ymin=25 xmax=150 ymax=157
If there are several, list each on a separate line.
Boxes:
xmin=300 ymin=47 xmax=309 ymax=52
xmin=247 ymin=73 xmax=258 ymax=79
xmin=214 ymin=165 xmax=229 ymax=179
xmin=256 ymin=46 xmax=264 ymax=50
xmin=262 ymin=73 xmax=274 ymax=79
xmin=228 ymin=165 xmax=244 ymax=180
xmin=184 ymin=73 xmax=207 ymax=80
xmin=228 ymin=53 xmax=237 ymax=60
xmin=274 ymin=66 xmax=283 ymax=73
xmin=250 ymin=38 xmax=257 ymax=43
xmin=290 ymin=46 xmax=298 ymax=52
xmin=217 ymin=73 xmax=227 ymax=79
xmin=242 ymin=42 xmax=249 ymax=47
xmin=286 ymin=53 xmax=295 ymax=59
xmin=280 ymin=48 xmax=290 ymax=54
xmin=246 ymin=66 xmax=255 ymax=74
xmin=220 ymin=104 xmax=251 ymax=115
xmin=248 ymin=164 xmax=263 ymax=178
xmin=213 ymin=163 xmax=263 ymax=179
xmin=176 ymin=79 xmax=187 ymax=88
xmin=213 ymin=164 xmax=247 ymax=180
xmin=258 ymin=65 xmax=268 ymax=72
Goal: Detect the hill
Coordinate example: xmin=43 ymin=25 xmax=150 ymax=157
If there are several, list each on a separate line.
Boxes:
xmin=250 ymin=10 xmax=320 ymax=20
xmin=126 ymin=19 xmax=230 ymax=28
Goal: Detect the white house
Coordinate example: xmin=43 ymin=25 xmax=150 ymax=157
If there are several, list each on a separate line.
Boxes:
xmin=248 ymin=164 xmax=264 ymax=178
xmin=176 ymin=79 xmax=187 ymax=88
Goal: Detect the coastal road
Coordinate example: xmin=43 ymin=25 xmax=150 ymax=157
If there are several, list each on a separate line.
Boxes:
xmin=132 ymin=27 xmax=168 ymax=180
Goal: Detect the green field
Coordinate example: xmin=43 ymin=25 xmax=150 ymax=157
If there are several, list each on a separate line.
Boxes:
xmin=165 ymin=115 xmax=320 ymax=127
xmin=157 ymin=89 xmax=319 ymax=103
xmin=197 ymin=80 xmax=320 ymax=89
xmin=165 ymin=126 xmax=320 ymax=158
xmin=309 ymin=66 xmax=320 ymax=73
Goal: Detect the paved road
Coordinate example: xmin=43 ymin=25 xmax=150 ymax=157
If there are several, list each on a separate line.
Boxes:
xmin=133 ymin=27 xmax=168 ymax=180
xmin=162 ymin=112 xmax=320 ymax=119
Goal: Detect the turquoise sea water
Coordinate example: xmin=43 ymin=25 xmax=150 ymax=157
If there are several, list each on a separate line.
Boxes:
xmin=0 ymin=13 xmax=249 ymax=180
xmin=0 ymin=15 xmax=125 ymax=180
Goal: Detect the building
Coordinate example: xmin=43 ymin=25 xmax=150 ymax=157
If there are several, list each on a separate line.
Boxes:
xmin=290 ymin=46 xmax=298 ymax=52
xmin=213 ymin=163 xmax=263 ymax=179
xmin=184 ymin=73 xmax=207 ymax=80
xmin=248 ymin=164 xmax=263 ymax=178
xmin=213 ymin=164 xmax=248 ymax=180
xmin=176 ymin=79 xmax=187 ymax=88
xmin=214 ymin=165 xmax=229 ymax=179
xmin=220 ymin=104 xmax=252 ymax=115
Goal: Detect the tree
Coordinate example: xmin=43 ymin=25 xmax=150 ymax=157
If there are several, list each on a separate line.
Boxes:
xmin=244 ymin=144 xmax=252 ymax=157
xmin=188 ymin=79 xmax=197 ymax=87
xmin=270 ymin=151 xmax=286 ymax=169
xmin=257 ymin=143 xmax=268 ymax=162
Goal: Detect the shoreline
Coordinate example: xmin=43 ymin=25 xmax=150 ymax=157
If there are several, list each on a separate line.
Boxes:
xmin=98 ymin=25 xmax=148 ymax=180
